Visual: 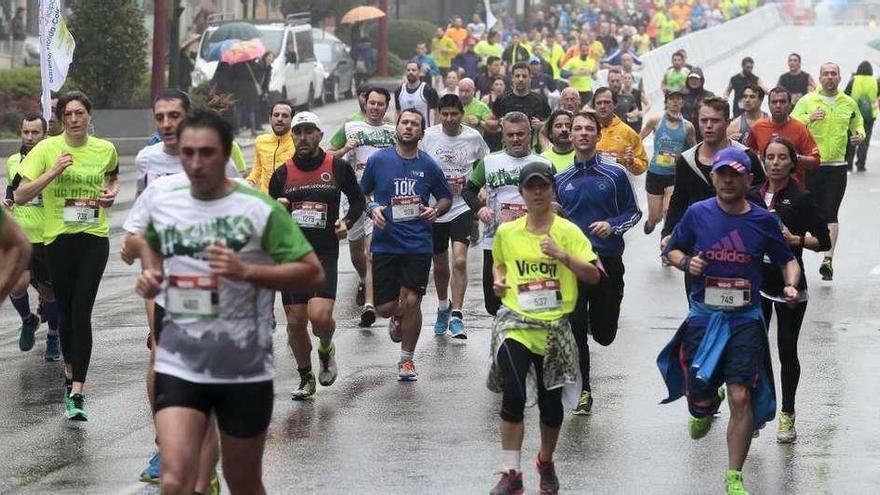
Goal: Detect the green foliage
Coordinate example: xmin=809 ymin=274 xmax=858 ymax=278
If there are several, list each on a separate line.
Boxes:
xmin=68 ymin=0 xmax=149 ymax=108
xmin=0 ymin=67 xmax=42 ymax=99
xmin=368 ymin=19 xmax=438 ymax=59
xmin=387 ymin=51 xmax=405 ymax=76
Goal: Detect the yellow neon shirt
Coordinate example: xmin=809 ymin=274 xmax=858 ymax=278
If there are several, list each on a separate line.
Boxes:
xmin=564 ymin=56 xmax=597 ymax=93
xmin=6 ymin=152 xmax=45 ymax=243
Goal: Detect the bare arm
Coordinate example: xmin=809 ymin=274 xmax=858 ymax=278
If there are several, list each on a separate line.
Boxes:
xmin=0 ymin=217 xmax=32 ymax=302
xmin=807 ymin=75 xmax=817 ymax=92
xmin=14 ymin=153 xmax=73 ymax=205
xmin=685 ymin=121 xmax=697 ymax=147
xmin=639 ymin=115 xmax=659 ymax=139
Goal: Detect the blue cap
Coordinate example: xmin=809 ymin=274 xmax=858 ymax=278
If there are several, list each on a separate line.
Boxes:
xmin=711 ymin=147 xmax=752 ymax=174
xmin=528 ymin=55 xmax=542 ymax=64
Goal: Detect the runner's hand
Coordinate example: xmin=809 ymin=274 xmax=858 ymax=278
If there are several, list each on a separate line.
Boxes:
xmin=371 ymin=205 xmax=387 ymax=229
xmin=52 ymin=152 xmax=74 ymax=175
xmin=334 ymin=219 xmax=348 ymax=240
xmin=98 ymin=187 xmax=117 ymax=208
xmin=493 ymin=276 xmax=509 ymax=297
xmin=1 ymin=199 xmax=12 ymax=210
xmin=849 ymin=133 xmax=863 ymax=146
xmin=205 ymin=241 xmax=247 ymax=280
xmin=540 ymin=235 xmax=566 ymax=260
xmin=477 ymin=206 xmax=494 ymax=224
xmin=660 ymin=235 xmax=671 ymax=251
xmin=136 ymin=269 xmax=163 ymax=299
xmin=624 ymin=145 xmax=634 ymax=166
xmin=344 ymin=137 xmax=359 ymax=152
xmin=783 ymin=285 xmax=799 ymax=307
xmin=419 ymin=205 xmax=438 ymax=222
xmin=530 ymin=116 xmax=543 ymax=132
xmin=277 ymin=197 xmax=290 ymax=210
xmin=809 ymin=108 xmax=825 ymax=122
xmin=688 ymin=253 xmax=707 ymax=277
xmin=589 ymin=221 xmax=612 ymax=238
xmin=121 ymin=245 xmax=136 ymax=266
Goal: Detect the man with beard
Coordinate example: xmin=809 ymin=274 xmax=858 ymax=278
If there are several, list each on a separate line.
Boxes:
xmin=419 ymin=95 xmax=490 ymax=339
xmin=540 ymin=109 xmax=575 ymax=171
xmin=361 ymin=108 xmax=452 ymax=381
xmin=328 ymin=87 xmax=397 ymax=326
xmin=490 ymin=62 xmax=552 ymax=152
xmin=269 ymin=112 xmax=365 ymax=400
xmin=745 ymin=86 xmax=819 ymax=185
xmin=395 ymin=61 xmax=440 ymax=127
xmin=247 ymin=101 xmax=295 ymax=192
xmin=724 ymin=57 xmax=768 ymax=118
xmin=463 ymin=112 xmax=552 ymax=316
xmin=592 ymin=88 xmax=648 ymax=175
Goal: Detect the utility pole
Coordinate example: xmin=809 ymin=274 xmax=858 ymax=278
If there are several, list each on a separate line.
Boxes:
xmin=378 ymin=0 xmax=388 ymax=76
xmin=151 ymin=0 xmax=166 ymax=99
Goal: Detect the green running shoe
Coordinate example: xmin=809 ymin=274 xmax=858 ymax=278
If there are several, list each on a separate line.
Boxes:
xmin=689 ymin=415 xmax=713 ymax=439
xmin=207 ymin=470 xmax=221 ymax=495
xmin=66 ymin=393 xmax=88 ymax=421
xmin=777 ymin=412 xmax=797 ymax=443
xmin=725 ymin=470 xmax=749 ymax=495
xmin=571 ymin=390 xmax=593 ymax=416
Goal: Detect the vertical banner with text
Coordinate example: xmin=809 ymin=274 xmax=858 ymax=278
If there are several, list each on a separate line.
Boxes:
xmin=39 ymin=0 xmax=76 ymax=123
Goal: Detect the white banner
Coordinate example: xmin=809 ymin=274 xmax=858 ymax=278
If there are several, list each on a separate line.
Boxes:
xmin=39 ymin=0 xmax=76 ymax=123
xmin=484 ymin=0 xmax=497 ymax=31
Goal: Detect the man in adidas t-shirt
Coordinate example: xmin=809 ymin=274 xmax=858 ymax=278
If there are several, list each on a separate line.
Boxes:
xmin=419 ymin=94 xmax=489 ymax=339
xmin=462 ymin=111 xmax=552 ymax=316
xmin=660 ymin=147 xmax=799 ymax=495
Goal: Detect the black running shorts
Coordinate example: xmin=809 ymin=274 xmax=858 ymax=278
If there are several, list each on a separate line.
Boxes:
xmin=372 ymin=253 xmax=432 ymax=306
xmin=154 ymin=372 xmax=274 ymax=438
xmin=282 ymin=253 xmax=339 ymax=305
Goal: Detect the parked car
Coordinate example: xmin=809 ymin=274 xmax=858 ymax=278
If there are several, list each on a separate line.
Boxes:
xmin=313 ymin=28 xmax=356 ymax=102
xmin=192 ymin=14 xmax=325 ymax=110
xmin=23 ymin=36 xmax=39 ymax=67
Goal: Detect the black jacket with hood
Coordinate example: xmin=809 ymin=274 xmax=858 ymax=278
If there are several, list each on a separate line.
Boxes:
xmin=682 ymin=67 xmax=715 ymax=141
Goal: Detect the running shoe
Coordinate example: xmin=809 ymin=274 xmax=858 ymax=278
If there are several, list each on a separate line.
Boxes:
xmin=66 ymin=393 xmax=87 ymax=421
xmin=291 ymin=372 xmax=316 ymax=400
xmin=490 ymin=469 xmax=524 ymax=495
xmin=536 ymin=456 xmax=559 ymax=494
xmin=388 ymin=315 xmax=402 ymax=343
xmin=397 ymin=359 xmax=418 ymax=381
xmin=725 ymin=470 xmax=749 ymax=495
xmin=317 ymin=345 xmax=338 ymax=386
xmin=688 ymin=415 xmax=713 ymax=439
xmin=819 ymin=257 xmax=833 ymax=281
xmin=434 ymin=306 xmax=451 ymax=335
xmin=139 ymin=451 xmax=161 ymax=483
xmin=45 ymin=331 xmax=60 ymax=361
xmin=359 ymin=304 xmax=376 ymax=328
xmin=18 ymin=313 xmax=39 ymax=351
xmin=207 ymin=470 xmax=221 ymax=495
xmin=571 ymin=390 xmax=592 ymax=416
xmin=776 ymin=412 xmax=797 ymax=443
xmin=355 ymin=281 xmax=366 ymax=306
xmin=449 ymin=317 xmax=467 ymax=339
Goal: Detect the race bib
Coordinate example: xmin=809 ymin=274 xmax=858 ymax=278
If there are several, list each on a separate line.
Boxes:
xmin=499 ymin=202 xmax=527 ymax=223
xmin=391 ymin=195 xmax=421 ymax=222
xmin=292 ymin=201 xmax=328 ymax=229
xmin=62 ymin=199 xmax=99 ymax=225
xmin=447 ymin=176 xmax=465 ymax=196
xmin=656 ymin=151 xmax=677 ymax=168
xmin=517 ymin=279 xmax=562 ymax=312
xmin=704 ymin=276 xmax=751 ymax=308
xmin=166 ymin=275 xmax=219 ymax=320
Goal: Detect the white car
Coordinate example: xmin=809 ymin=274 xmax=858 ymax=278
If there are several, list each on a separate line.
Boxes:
xmin=192 ymin=16 xmax=325 ymax=109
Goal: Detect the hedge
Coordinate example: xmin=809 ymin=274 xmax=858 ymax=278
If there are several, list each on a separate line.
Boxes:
xmin=368 ymin=19 xmax=438 ymax=60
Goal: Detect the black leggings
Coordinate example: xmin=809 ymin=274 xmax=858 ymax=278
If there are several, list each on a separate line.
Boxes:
xmin=569 ymin=256 xmax=625 ymax=392
xmin=762 ymin=298 xmax=807 ymax=414
xmin=482 ymin=249 xmax=501 ymax=316
xmin=497 ymin=339 xmax=563 ymax=428
xmin=46 ymin=233 xmax=109 ymax=383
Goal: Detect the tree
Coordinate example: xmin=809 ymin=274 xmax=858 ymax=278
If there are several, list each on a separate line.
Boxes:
xmin=68 ymin=0 xmax=148 ymax=108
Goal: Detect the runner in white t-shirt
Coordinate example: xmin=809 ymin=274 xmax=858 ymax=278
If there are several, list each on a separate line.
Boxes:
xmin=327 ymin=87 xmax=396 ymax=327
xmin=419 ymin=94 xmax=489 ymax=338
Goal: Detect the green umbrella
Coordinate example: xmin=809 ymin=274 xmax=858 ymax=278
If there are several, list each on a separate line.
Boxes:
xmin=210 ymin=22 xmax=261 ymax=42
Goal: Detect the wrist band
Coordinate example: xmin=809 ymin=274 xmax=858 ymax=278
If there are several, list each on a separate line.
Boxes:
xmin=679 ymin=255 xmax=691 ymax=272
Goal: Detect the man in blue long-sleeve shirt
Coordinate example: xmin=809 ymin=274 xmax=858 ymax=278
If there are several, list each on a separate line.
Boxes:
xmin=554 ymin=110 xmax=642 ymax=415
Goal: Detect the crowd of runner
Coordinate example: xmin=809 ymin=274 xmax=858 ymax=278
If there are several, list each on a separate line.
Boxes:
xmin=2 ymin=9 xmax=878 ymax=495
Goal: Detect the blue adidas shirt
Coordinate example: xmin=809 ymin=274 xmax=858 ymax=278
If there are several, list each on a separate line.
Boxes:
xmin=554 ymin=154 xmax=642 ymax=258
xmin=664 ymin=198 xmax=794 ymax=306
xmin=361 ymin=146 xmax=452 ymax=254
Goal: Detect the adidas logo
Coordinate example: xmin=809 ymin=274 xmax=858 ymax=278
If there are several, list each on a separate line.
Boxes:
xmin=564 ymin=183 xmax=575 ymax=192
xmin=704 ymin=229 xmax=753 ymax=264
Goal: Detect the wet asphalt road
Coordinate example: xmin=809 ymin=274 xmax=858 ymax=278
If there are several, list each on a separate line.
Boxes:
xmin=2 ymin=25 xmax=880 ymax=494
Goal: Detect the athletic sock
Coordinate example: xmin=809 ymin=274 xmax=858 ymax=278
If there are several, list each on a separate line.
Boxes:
xmin=501 ymin=450 xmax=521 ymax=472
xmin=400 ymin=350 xmax=414 ymax=362
xmin=317 ymin=342 xmax=332 ymax=354
xmin=9 ymin=292 xmax=31 ymax=320
xmin=43 ymin=298 xmax=59 ymax=331
xmin=438 ymin=299 xmax=450 ymax=311
xmin=451 ymin=310 xmax=463 ymax=319
xmin=297 ymin=366 xmax=312 ymax=377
